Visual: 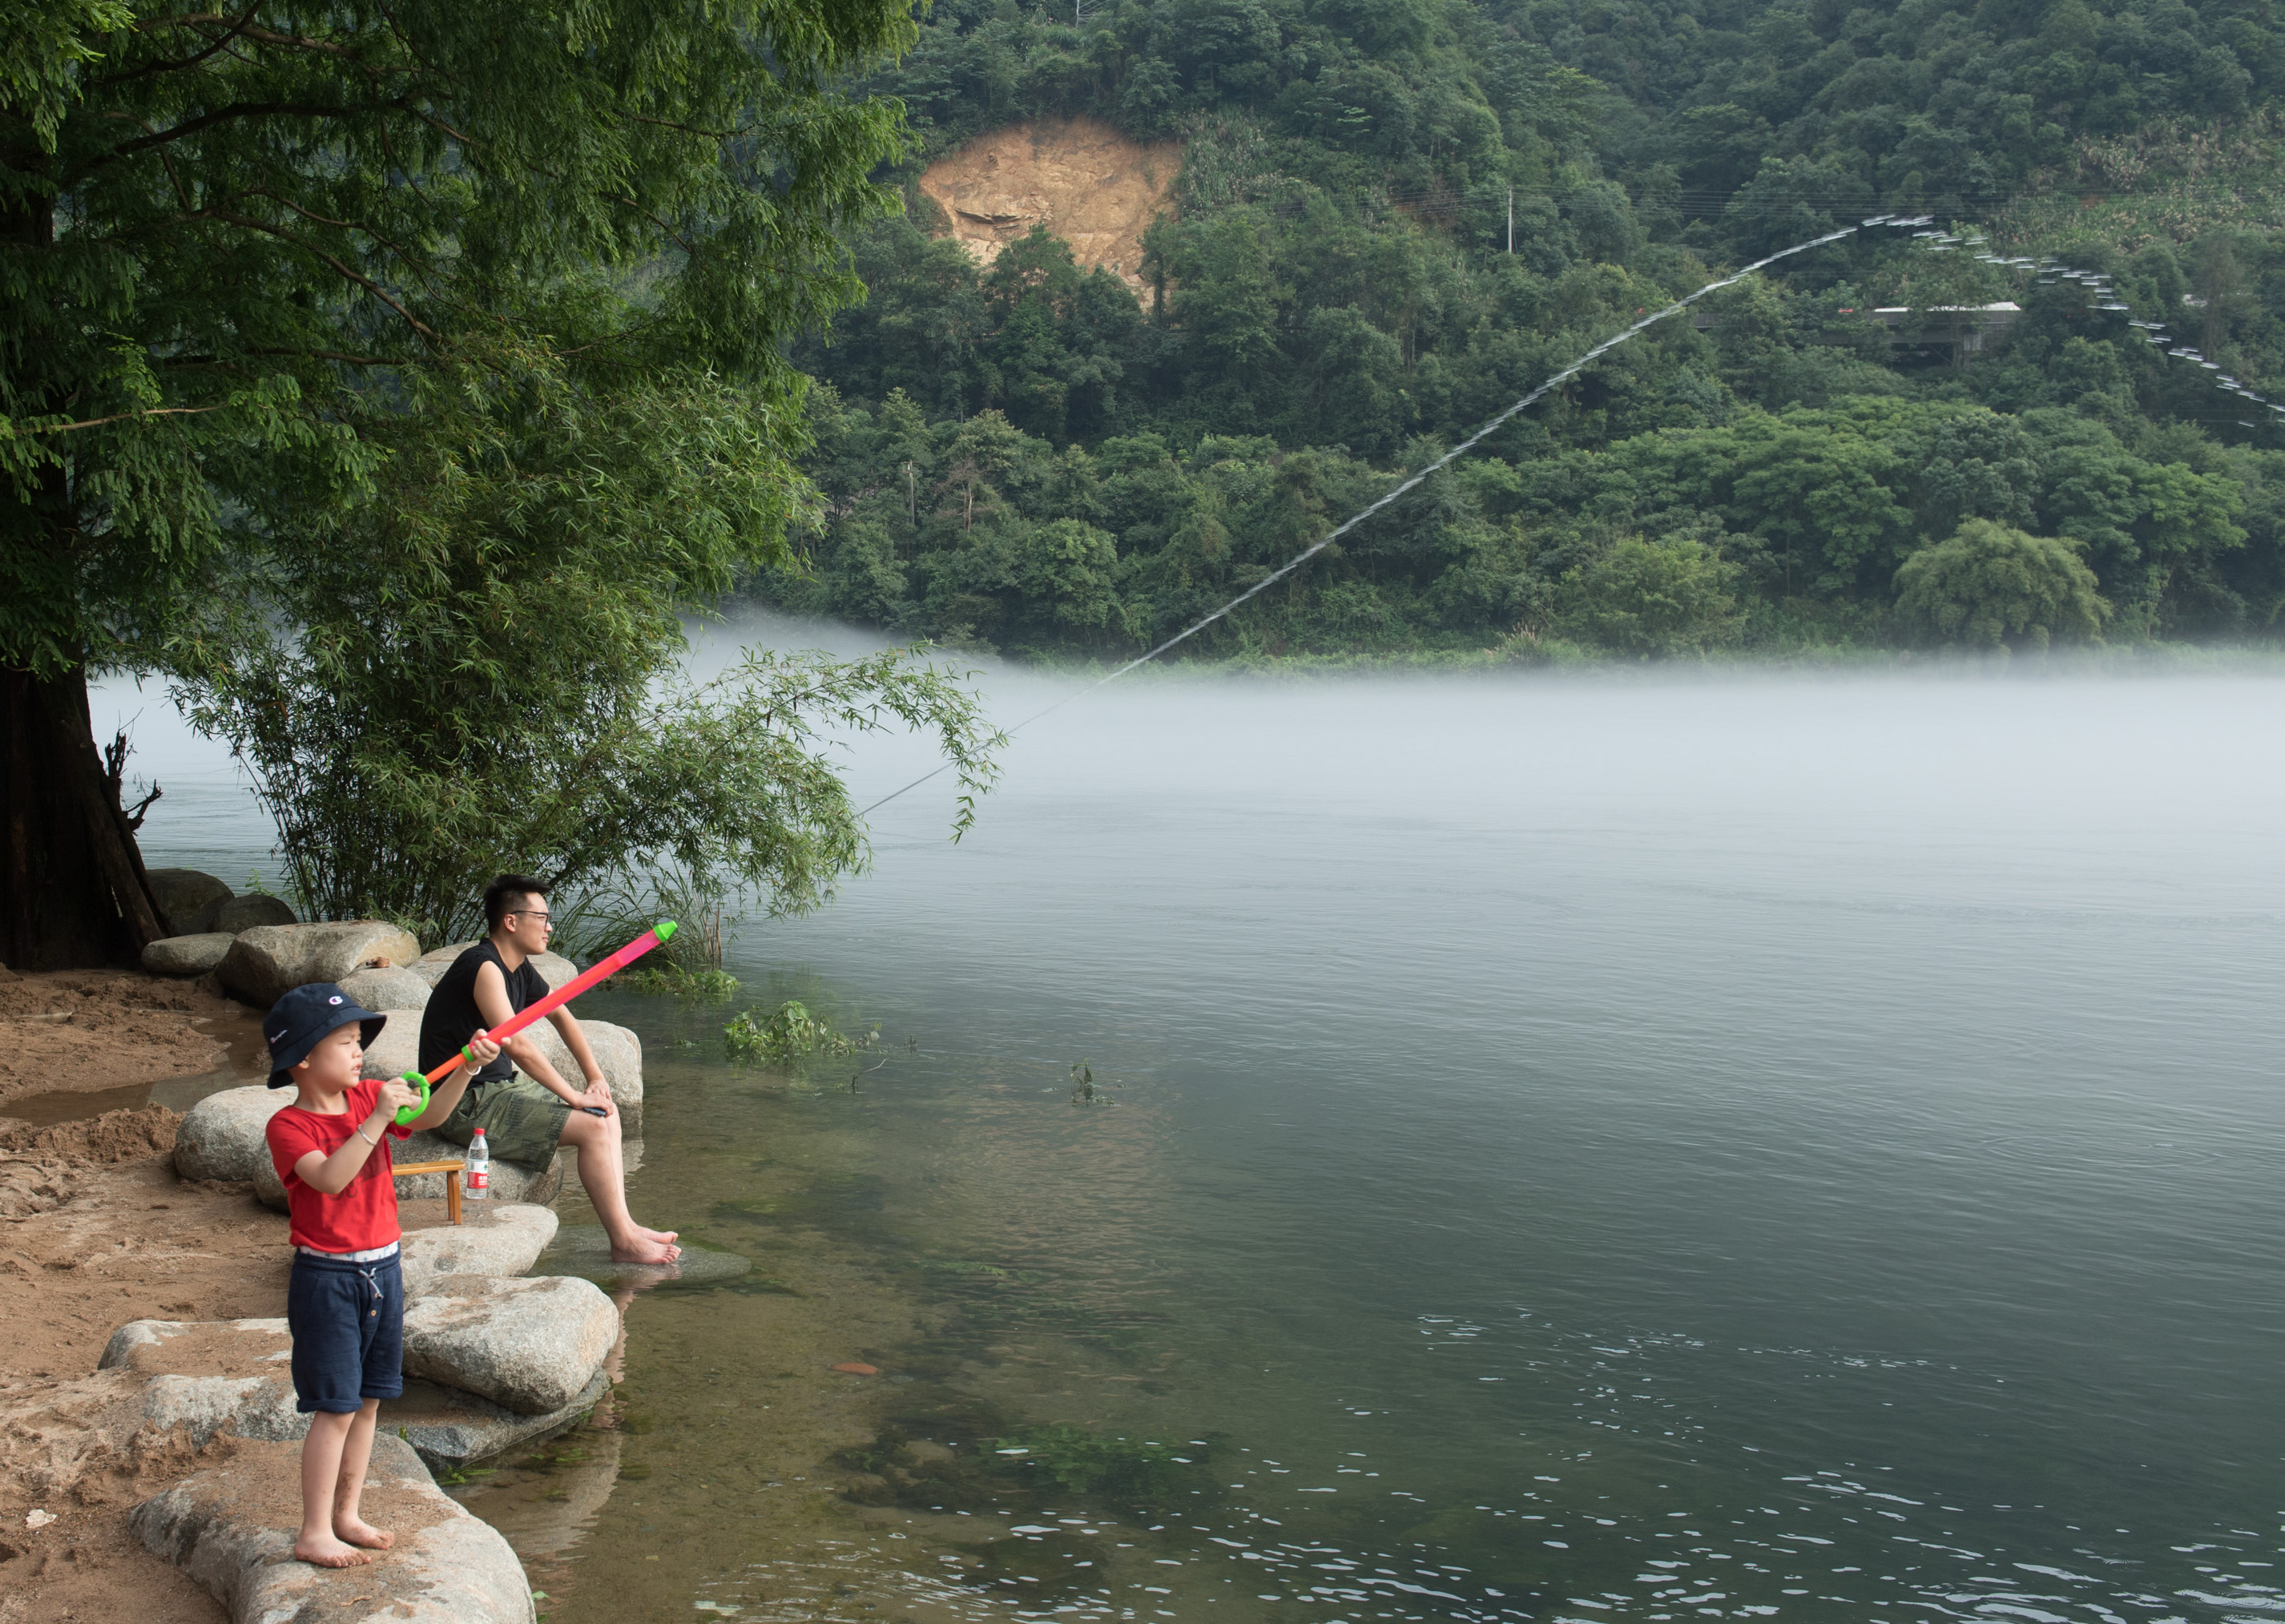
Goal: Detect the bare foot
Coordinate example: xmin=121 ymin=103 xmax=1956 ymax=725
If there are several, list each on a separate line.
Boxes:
xmin=294 ymin=1533 xmax=377 ymax=1568
xmin=609 ymin=1233 xmax=681 ymax=1263
xmin=333 ymin=1516 xmax=394 ymax=1550
xmin=636 ymin=1225 xmax=679 ymax=1245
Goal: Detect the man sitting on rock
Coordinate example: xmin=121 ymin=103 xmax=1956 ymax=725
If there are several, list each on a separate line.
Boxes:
xmin=418 ymin=874 xmax=679 ymax=1264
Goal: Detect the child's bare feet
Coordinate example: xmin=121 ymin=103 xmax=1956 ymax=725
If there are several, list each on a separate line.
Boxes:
xmin=294 ymin=1533 xmax=377 ymax=1567
xmin=636 ymin=1225 xmax=679 ymax=1246
xmin=333 ymin=1516 xmax=394 ymax=1550
xmin=610 ymin=1232 xmax=680 ymax=1263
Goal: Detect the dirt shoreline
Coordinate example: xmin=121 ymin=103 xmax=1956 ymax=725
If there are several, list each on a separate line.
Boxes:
xmin=0 ymin=965 xmax=403 ymax=1622
xmin=0 ymin=966 xmax=260 ymax=1120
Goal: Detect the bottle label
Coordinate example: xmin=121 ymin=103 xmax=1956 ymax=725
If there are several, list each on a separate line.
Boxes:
xmin=468 ymin=1166 xmax=488 ymax=1191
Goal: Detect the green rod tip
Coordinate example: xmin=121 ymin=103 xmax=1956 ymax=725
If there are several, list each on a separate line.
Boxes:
xmin=654 ymin=920 xmax=679 ymax=942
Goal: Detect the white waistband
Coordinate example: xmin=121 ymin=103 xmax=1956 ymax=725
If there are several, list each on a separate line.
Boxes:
xmin=296 ymin=1240 xmax=401 ymax=1263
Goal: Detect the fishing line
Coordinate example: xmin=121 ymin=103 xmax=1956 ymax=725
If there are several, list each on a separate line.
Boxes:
xmin=856 ymin=214 xmax=1924 ymax=819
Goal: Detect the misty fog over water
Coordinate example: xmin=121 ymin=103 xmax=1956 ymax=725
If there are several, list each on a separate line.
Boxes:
xmin=108 ymin=656 xmax=2285 ymax=1621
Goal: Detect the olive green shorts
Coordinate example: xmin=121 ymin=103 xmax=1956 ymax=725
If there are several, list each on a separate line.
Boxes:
xmin=432 ymin=1070 xmax=572 ymax=1170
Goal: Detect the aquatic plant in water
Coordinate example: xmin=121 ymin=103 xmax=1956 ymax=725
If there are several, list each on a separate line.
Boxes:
xmin=723 ymin=999 xmax=877 ymax=1064
xmin=990 ymin=1424 xmax=1214 ymax=1510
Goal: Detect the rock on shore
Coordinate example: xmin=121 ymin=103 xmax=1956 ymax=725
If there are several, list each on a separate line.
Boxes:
xmin=173 ymin=1084 xmax=566 ymax=1211
xmin=221 ymin=921 xmax=420 ymax=1008
xmin=131 ymin=1433 xmax=535 ymax=1624
xmin=410 ymin=943 xmax=580 ymax=991
xmin=142 ymin=933 xmax=236 ymax=976
xmin=361 ymin=1016 xmax=645 ymax=1128
xmin=339 ymin=963 xmax=433 ymax=1012
xmin=173 ymin=1086 xmax=288 ymax=1183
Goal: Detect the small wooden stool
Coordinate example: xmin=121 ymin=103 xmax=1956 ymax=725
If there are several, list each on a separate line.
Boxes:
xmin=393 ymin=1159 xmax=465 ymax=1224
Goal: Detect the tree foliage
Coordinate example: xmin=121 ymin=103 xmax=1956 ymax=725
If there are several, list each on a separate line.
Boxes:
xmin=3 ymin=0 xmax=1001 ymax=961
xmin=1892 ymin=519 xmax=2110 ymax=650
xmin=768 ymin=0 xmax=2285 ymax=659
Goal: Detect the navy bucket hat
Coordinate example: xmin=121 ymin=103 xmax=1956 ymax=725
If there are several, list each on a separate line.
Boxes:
xmin=265 ymin=983 xmax=387 ymax=1088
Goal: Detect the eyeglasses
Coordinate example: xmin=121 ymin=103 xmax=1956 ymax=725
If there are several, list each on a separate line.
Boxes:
xmin=508 ymin=910 xmax=553 ymax=927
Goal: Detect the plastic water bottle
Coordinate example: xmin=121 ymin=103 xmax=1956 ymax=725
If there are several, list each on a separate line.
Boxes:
xmin=465 ymin=1129 xmax=490 ymax=1201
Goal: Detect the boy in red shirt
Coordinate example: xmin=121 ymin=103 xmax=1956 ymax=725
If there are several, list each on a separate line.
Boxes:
xmin=263 ymin=982 xmax=498 ymax=1567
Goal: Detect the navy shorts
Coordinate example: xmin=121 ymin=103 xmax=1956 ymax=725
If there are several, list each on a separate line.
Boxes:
xmin=287 ymin=1250 xmax=405 ymax=1414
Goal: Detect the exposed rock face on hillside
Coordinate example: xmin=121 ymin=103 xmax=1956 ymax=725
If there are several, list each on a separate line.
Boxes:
xmin=916 ymin=116 xmax=1181 ymax=294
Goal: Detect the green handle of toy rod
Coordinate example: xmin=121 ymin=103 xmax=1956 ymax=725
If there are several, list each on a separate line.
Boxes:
xmin=393 ymin=1072 xmax=430 ymax=1127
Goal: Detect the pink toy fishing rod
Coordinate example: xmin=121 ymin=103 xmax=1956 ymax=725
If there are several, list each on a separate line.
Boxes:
xmin=393 ymin=921 xmax=678 ymax=1123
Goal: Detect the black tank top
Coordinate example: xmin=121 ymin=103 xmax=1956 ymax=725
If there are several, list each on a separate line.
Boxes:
xmin=418 ymin=941 xmax=546 ymax=1084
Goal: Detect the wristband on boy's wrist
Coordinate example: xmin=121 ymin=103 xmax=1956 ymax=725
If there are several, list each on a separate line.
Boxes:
xmin=355 ymin=1123 xmax=379 ymax=1146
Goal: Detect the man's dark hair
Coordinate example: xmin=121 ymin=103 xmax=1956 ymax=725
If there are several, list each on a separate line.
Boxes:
xmin=485 ymin=874 xmax=550 ymax=933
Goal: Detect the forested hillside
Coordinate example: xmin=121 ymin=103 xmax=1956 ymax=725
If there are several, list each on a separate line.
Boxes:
xmin=766 ymin=0 xmax=2285 ymax=657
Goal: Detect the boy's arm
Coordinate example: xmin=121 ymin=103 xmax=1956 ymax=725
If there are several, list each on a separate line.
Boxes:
xmin=401 ymin=1037 xmax=502 ymax=1131
xmin=293 ymin=1080 xmax=419 ymax=1195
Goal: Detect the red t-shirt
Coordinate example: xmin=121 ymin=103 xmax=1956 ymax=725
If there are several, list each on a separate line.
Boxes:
xmin=265 ymin=1081 xmax=412 ymax=1253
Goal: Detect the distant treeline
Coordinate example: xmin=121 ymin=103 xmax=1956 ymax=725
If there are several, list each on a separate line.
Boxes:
xmin=762 ymin=0 xmax=2285 ymax=656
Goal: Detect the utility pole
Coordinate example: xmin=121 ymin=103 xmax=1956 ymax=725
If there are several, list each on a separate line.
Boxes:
xmin=1507 ymin=187 xmax=1513 ymax=254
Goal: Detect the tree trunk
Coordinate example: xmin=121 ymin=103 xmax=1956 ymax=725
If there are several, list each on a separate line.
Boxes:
xmin=0 ymin=665 xmax=167 ymax=970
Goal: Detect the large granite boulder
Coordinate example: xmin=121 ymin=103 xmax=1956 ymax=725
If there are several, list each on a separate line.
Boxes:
xmin=251 ymin=1126 xmax=560 ymax=1211
xmin=223 ymin=920 xmax=421 ymax=1008
xmin=411 ymin=942 xmax=580 ymax=991
xmin=142 ymin=933 xmax=236 ymax=976
xmin=399 ymin=1203 xmax=559 ymax=1296
xmin=147 ymin=869 xmax=232 ymax=937
xmin=173 ymin=1086 xmax=287 ymax=1183
xmin=340 ymin=963 xmax=432 ymax=1012
xmin=131 ymin=1433 xmax=536 ymax=1624
xmin=212 ymin=893 xmax=296 ymax=934
xmin=361 ymin=1012 xmax=643 ymax=1129
xmin=401 ymin=1273 xmax=618 ymax=1415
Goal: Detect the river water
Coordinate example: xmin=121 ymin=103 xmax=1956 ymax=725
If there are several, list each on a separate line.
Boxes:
xmin=105 ymin=662 xmax=2285 ymax=1624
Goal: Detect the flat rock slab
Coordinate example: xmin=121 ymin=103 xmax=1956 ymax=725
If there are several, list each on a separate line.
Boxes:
xmin=175 ymin=1085 xmax=288 ymax=1183
xmin=399 ymin=1203 xmax=560 ymax=1296
xmin=143 ymin=933 xmax=237 ymax=976
xmin=339 ymin=963 xmax=432 ymax=1012
xmin=225 ymin=921 xmax=421 ymax=1010
xmin=132 ymin=1432 xmax=535 ymax=1624
xmin=542 ymin=1224 xmax=752 ymax=1289
xmin=401 ymin=1274 xmax=617 ymax=1415
xmin=100 ymin=1316 xmax=304 ymax=1445
xmin=385 ymin=1372 xmax=607 ymax=1469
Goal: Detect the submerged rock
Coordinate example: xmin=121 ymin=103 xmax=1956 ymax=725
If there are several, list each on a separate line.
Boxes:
xmin=131 ymin=1433 xmax=535 ymax=1624
xmin=401 ymin=1274 xmax=618 ymax=1415
xmin=385 ymin=1372 xmax=608 ymax=1469
xmin=224 ymin=920 xmax=419 ymax=1008
xmin=142 ymin=933 xmax=236 ymax=977
xmin=540 ymin=1225 xmax=752 ymax=1289
xmin=172 ymin=1086 xmax=287 ymax=1183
